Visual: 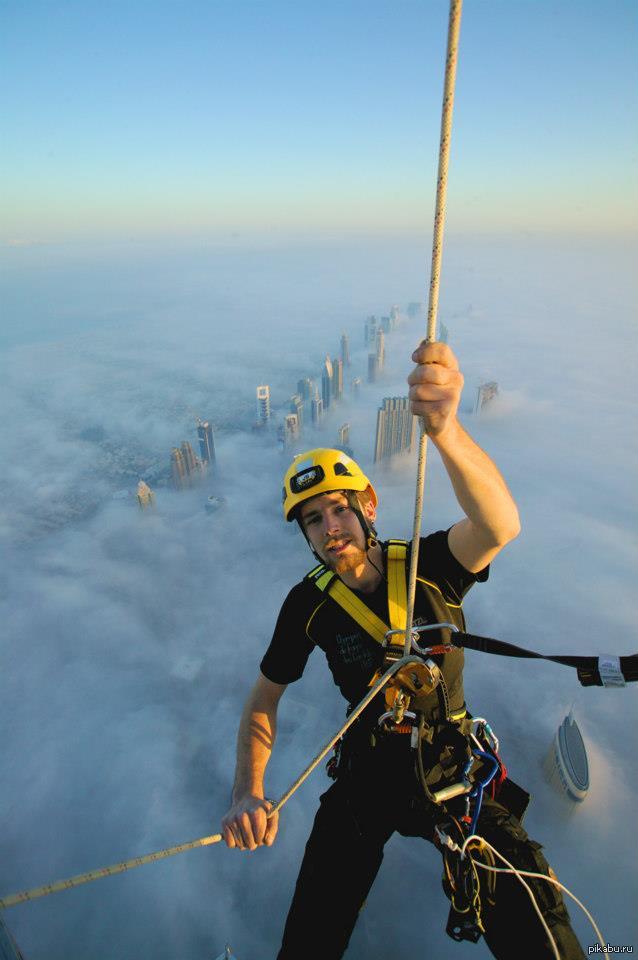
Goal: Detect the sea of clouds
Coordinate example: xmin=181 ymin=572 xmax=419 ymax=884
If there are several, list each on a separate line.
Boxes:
xmin=1 ymin=232 xmax=636 ymax=958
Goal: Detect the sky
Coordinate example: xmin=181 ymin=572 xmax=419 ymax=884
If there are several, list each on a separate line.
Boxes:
xmin=1 ymin=0 xmax=637 ymax=240
xmin=0 ymin=1 xmax=637 ymax=958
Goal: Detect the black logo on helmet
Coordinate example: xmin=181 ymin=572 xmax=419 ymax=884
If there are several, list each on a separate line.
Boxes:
xmin=290 ymin=465 xmax=326 ymax=494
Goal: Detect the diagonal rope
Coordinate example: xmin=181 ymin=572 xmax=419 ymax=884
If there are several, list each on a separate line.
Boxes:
xmin=404 ymin=0 xmax=463 ymax=657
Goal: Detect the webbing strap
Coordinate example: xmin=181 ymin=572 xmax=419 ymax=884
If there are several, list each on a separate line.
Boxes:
xmin=387 ymin=540 xmax=408 ymax=637
xmin=306 ymin=541 xmax=409 ymax=648
xmin=454 ymin=634 xmax=637 ymax=688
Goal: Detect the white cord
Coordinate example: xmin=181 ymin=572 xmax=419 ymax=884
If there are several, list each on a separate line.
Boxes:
xmin=460 ymin=834 xmax=608 ymax=960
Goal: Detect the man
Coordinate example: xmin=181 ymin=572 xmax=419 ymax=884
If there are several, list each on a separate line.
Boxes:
xmin=222 ymin=342 xmax=584 ymax=959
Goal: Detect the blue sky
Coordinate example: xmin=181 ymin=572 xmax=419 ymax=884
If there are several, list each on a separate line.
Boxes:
xmin=1 ymin=0 xmax=636 ymax=240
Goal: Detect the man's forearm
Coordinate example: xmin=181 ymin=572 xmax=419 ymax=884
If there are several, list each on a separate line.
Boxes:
xmin=232 ymin=697 xmax=277 ymax=801
xmin=431 ymin=418 xmax=520 ymax=545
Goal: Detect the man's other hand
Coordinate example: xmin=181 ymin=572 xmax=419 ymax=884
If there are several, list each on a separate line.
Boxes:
xmin=408 ymin=341 xmax=464 ymax=437
xmin=221 ymin=795 xmax=279 ymax=851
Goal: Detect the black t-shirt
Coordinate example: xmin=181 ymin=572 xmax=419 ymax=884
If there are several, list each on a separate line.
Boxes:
xmin=260 ymin=530 xmax=488 ymax=720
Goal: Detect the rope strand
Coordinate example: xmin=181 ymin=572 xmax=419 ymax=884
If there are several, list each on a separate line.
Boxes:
xmin=404 ymin=0 xmax=463 ymax=656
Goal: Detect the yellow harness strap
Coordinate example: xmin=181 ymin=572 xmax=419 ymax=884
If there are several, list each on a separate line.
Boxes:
xmin=307 ymin=540 xmax=408 ymax=648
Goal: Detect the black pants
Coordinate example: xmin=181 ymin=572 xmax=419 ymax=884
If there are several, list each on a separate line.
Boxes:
xmin=276 ymin=733 xmax=585 ymax=960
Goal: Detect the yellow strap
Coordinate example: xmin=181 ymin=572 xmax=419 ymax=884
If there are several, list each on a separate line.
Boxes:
xmin=387 ymin=541 xmax=408 ymax=636
xmin=327 ymin=579 xmax=389 ymax=645
xmin=308 ymin=541 xmax=409 ymax=650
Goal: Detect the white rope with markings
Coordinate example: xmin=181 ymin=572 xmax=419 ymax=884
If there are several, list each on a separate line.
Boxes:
xmin=404 ymin=0 xmax=463 ymax=656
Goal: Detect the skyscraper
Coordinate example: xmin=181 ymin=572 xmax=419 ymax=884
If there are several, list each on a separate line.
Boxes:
xmin=297 ymin=377 xmax=314 ymax=402
xmin=352 ymin=377 xmax=361 ymax=398
xmin=474 ymin=381 xmax=498 ymax=414
xmin=322 ymin=356 xmax=333 ymax=411
xmin=137 ymin=480 xmax=155 ymax=510
xmin=256 ymin=385 xmax=271 ymax=423
xmin=374 ymin=397 xmax=416 ymax=462
xmin=439 ymin=321 xmax=449 ymax=344
xmin=171 ymin=448 xmax=187 ymax=488
xmin=311 ymin=389 xmax=323 ymax=425
xmin=407 ymin=302 xmax=424 ymax=320
xmin=368 ymin=353 xmax=379 ymax=383
xmin=197 ymin=419 xmax=216 ymax=465
xmin=381 ymin=316 xmax=390 ymax=333
xmin=181 ymin=440 xmax=198 ymax=475
xmin=333 ymin=358 xmax=344 ymax=401
xmin=283 ymin=413 xmax=300 ymax=448
xmin=365 ymin=315 xmax=378 ymax=347
xmin=290 ymin=393 xmax=304 ymax=432
xmin=376 ymin=329 xmax=385 ymax=371
xmin=338 ymin=423 xmax=350 ymax=447
xmin=340 ymin=333 xmax=350 ymax=367
xmin=390 ymin=305 xmax=400 ymax=329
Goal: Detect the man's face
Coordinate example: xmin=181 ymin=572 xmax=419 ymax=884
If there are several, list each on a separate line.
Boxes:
xmin=299 ymin=490 xmax=373 ymax=574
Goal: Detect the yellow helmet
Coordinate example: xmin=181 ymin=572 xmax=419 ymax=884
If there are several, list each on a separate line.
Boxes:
xmin=282 ymin=448 xmax=378 ymax=522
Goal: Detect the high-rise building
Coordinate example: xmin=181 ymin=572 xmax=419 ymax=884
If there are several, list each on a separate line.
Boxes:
xmin=368 ymin=353 xmax=379 ymax=383
xmin=352 ymin=377 xmax=361 ymax=398
xmin=322 ymin=356 xmax=333 ymax=411
xmin=340 ymin=333 xmax=350 ymax=367
xmin=171 ymin=447 xmax=187 ymax=488
xmin=381 ymin=316 xmax=390 ymax=333
xmin=407 ymin=302 xmax=424 ymax=320
xmin=180 ymin=440 xmax=198 ymax=475
xmin=333 ymin=358 xmax=344 ymax=401
xmin=338 ymin=423 xmax=350 ymax=447
xmin=374 ymin=397 xmax=416 ymax=462
xmin=474 ymin=381 xmax=499 ymax=414
xmin=256 ymin=385 xmax=271 ymax=423
xmin=365 ymin=315 xmax=378 ymax=347
xmin=439 ymin=321 xmax=449 ymax=344
xmin=283 ymin=413 xmax=300 ymax=448
xmin=290 ymin=393 xmax=304 ymax=432
xmin=311 ymin=389 xmax=323 ymax=425
xmin=297 ymin=377 xmax=314 ymax=402
xmin=197 ymin=419 xmax=216 ymax=465
xmin=390 ymin=305 xmax=400 ymax=329
xmin=376 ymin=329 xmax=385 ymax=371
xmin=137 ymin=480 xmax=155 ymax=510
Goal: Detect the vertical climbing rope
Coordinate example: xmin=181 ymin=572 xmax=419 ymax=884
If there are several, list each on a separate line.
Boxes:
xmin=403 ymin=0 xmax=463 ymax=657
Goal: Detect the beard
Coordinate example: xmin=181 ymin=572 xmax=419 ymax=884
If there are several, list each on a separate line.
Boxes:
xmin=325 ymin=542 xmax=368 ymax=575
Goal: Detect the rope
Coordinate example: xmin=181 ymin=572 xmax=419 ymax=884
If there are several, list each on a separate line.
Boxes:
xmin=404 ymin=0 xmax=463 ymax=656
xmin=0 ymin=656 xmax=422 ymax=910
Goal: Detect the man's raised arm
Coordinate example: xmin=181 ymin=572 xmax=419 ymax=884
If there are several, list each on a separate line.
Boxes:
xmin=221 ymin=672 xmax=287 ymax=851
xmin=408 ymin=341 xmax=521 ymax=573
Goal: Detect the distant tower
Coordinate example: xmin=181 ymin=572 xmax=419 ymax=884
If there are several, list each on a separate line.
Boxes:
xmin=322 ymin=356 xmax=333 ymax=411
xmin=257 ymin=385 xmax=271 ymax=423
xmin=374 ymin=397 xmax=416 ymax=462
xmin=338 ymin=423 xmax=350 ymax=447
xmin=181 ymin=440 xmax=198 ymax=476
xmin=197 ymin=419 xmax=216 ymax=465
xmin=297 ymin=377 xmax=314 ymax=402
xmin=474 ymin=381 xmax=499 ymax=414
xmin=333 ymin=358 xmax=344 ymax=401
xmin=407 ymin=302 xmax=424 ymax=320
xmin=365 ymin=316 xmax=378 ymax=347
xmin=439 ymin=321 xmax=449 ymax=344
xmin=352 ymin=377 xmax=361 ymax=398
xmin=381 ymin=316 xmax=390 ymax=333
xmin=376 ymin=329 xmax=385 ymax=371
xmin=340 ymin=333 xmax=350 ymax=367
xmin=311 ymin=389 xmax=323 ymax=425
xmin=283 ymin=413 xmax=300 ymax=448
xmin=171 ymin=448 xmax=187 ymax=488
xmin=389 ymin=305 xmax=400 ymax=329
xmin=137 ymin=480 xmax=155 ymax=510
xmin=368 ymin=353 xmax=379 ymax=383
xmin=290 ymin=393 xmax=304 ymax=432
